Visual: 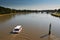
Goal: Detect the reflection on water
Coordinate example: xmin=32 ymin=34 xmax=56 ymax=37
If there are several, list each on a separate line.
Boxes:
xmin=0 ymin=12 xmax=60 ymax=40
xmin=0 ymin=14 xmax=16 ymax=23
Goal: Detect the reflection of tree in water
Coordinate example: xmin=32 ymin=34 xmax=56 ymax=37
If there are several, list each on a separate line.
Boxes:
xmin=0 ymin=12 xmax=38 ymax=23
xmin=0 ymin=14 xmax=16 ymax=23
xmin=16 ymin=12 xmax=34 ymax=15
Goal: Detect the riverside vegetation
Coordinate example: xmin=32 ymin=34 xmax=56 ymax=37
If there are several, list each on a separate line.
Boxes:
xmin=0 ymin=6 xmax=40 ymax=14
xmin=0 ymin=6 xmax=60 ymax=17
xmin=51 ymin=9 xmax=60 ymax=17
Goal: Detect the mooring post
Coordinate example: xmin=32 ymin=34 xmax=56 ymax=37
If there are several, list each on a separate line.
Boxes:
xmin=49 ymin=23 xmax=51 ymax=35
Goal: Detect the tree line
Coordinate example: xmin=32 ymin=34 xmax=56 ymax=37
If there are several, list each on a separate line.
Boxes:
xmin=0 ymin=6 xmax=41 ymax=14
xmin=0 ymin=6 xmax=16 ymax=14
xmin=0 ymin=6 xmax=60 ymax=14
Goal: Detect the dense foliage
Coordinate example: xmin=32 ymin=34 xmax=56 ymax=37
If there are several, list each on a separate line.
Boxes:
xmin=0 ymin=6 xmax=16 ymax=14
xmin=57 ymin=9 xmax=60 ymax=13
xmin=0 ymin=6 xmax=57 ymax=14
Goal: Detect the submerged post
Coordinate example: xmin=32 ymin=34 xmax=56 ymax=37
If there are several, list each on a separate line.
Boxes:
xmin=49 ymin=23 xmax=51 ymax=35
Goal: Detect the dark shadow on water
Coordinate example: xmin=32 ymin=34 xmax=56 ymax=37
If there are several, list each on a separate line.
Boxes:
xmin=10 ymin=31 xmax=18 ymax=34
xmin=40 ymin=34 xmax=49 ymax=38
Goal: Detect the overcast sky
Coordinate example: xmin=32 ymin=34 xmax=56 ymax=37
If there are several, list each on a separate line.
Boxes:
xmin=0 ymin=0 xmax=60 ymax=10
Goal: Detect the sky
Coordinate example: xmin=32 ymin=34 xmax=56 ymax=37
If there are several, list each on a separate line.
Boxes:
xmin=0 ymin=0 xmax=60 ymax=10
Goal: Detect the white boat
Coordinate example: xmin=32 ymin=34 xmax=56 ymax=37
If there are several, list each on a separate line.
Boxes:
xmin=12 ymin=25 xmax=22 ymax=33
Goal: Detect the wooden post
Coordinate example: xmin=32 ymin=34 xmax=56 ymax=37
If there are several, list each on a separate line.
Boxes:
xmin=49 ymin=23 xmax=51 ymax=35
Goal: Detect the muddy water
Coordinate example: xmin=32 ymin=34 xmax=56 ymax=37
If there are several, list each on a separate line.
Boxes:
xmin=0 ymin=12 xmax=60 ymax=40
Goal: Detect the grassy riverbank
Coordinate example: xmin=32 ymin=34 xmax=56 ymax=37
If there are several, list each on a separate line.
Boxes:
xmin=0 ymin=13 xmax=16 ymax=16
xmin=51 ymin=13 xmax=60 ymax=17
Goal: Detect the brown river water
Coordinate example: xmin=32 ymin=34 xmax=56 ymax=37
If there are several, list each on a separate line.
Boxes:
xmin=0 ymin=12 xmax=60 ymax=40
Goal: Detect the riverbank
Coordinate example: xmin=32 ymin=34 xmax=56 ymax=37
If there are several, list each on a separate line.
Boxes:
xmin=51 ymin=13 xmax=60 ymax=17
xmin=0 ymin=13 xmax=16 ymax=16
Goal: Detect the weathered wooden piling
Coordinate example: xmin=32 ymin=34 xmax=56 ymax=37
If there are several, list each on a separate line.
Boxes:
xmin=49 ymin=23 xmax=51 ymax=35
